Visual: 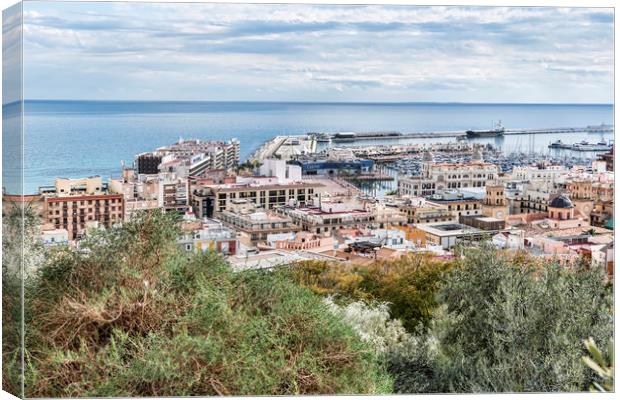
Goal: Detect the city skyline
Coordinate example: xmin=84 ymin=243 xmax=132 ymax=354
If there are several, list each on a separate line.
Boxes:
xmin=19 ymin=2 xmax=614 ymax=104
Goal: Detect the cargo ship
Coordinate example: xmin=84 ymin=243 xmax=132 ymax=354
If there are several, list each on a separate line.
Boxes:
xmin=466 ymin=120 xmax=505 ymax=138
xmin=332 ymin=131 xmax=402 ymax=142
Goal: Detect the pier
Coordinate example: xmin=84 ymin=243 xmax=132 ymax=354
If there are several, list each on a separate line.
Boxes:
xmin=249 ymin=135 xmax=316 ymax=161
xmin=328 ymin=125 xmax=614 ymax=142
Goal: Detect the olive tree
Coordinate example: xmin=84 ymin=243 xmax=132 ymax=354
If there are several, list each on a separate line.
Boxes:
xmin=389 ymin=243 xmax=613 ymax=393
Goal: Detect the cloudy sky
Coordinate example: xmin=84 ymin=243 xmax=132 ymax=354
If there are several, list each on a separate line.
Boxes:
xmin=20 ymin=2 xmax=614 ymax=103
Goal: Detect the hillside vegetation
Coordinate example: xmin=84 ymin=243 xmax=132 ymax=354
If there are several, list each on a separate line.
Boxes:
xmin=288 ymin=254 xmax=455 ymax=332
xmin=2 ymin=207 xmax=613 ymax=395
xmin=8 ymin=210 xmax=390 ymax=397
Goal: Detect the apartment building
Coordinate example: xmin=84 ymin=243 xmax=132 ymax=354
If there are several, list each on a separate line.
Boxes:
xmin=190 ymin=159 xmax=324 ymax=217
xmin=426 ymin=190 xmax=483 ymax=219
xmin=135 ymin=138 xmax=240 ymax=177
xmin=216 ymin=200 xmax=300 ymax=244
xmin=158 ymin=174 xmax=190 ymax=213
xmin=178 ymin=219 xmax=239 ymax=255
xmin=277 ymin=200 xmax=375 ymax=234
xmin=39 ymin=176 xmax=124 ymax=240
xmin=108 ymin=169 xmax=160 ymax=219
xmin=397 ymin=198 xmax=454 ymax=224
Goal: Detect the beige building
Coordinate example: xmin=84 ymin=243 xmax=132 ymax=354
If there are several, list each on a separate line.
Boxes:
xmin=191 ymin=177 xmax=323 ymax=218
xmin=276 ymin=200 xmax=375 ymax=234
xmin=398 ymin=148 xmax=499 ymax=197
xmin=40 ymin=176 xmax=124 ymax=240
xmin=109 ymin=171 xmax=160 ymax=220
xmin=395 ymin=197 xmax=454 ymax=224
xmin=217 ymin=200 xmax=300 ymax=244
xmin=425 ymin=191 xmax=483 ymax=220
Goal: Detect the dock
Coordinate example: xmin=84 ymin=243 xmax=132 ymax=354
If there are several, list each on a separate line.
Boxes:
xmin=249 ymin=134 xmax=316 ymax=161
xmin=329 ymin=125 xmax=614 ymax=142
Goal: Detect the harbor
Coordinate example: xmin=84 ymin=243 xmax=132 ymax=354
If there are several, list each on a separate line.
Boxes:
xmin=315 ymin=123 xmax=614 ymax=144
xmin=250 ymin=123 xmax=614 ymax=164
xmin=248 ymin=124 xmax=614 ymax=199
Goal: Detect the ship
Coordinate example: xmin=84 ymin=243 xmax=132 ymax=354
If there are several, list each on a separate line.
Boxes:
xmin=312 ymin=132 xmax=332 ymax=143
xmin=466 ymin=120 xmax=505 ymax=138
xmin=332 ymin=131 xmax=402 ymax=142
xmin=548 ymin=139 xmax=564 ymax=149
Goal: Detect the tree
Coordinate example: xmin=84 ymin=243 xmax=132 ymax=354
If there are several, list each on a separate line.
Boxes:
xmin=389 ymin=243 xmax=613 ymax=393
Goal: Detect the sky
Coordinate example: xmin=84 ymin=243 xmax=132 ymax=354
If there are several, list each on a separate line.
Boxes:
xmin=16 ymin=2 xmax=615 ymax=103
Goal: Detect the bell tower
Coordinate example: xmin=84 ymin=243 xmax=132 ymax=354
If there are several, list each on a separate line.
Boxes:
xmin=567 ymin=179 xmax=594 ymax=220
xmin=483 ymin=182 xmax=509 ymax=220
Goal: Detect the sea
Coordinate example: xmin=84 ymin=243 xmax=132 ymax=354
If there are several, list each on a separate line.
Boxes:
xmin=3 ymin=100 xmax=615 ymax=194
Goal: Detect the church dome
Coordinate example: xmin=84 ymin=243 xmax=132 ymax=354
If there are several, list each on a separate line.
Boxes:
xmin=549 ymin=194 xmax=574 ymax=209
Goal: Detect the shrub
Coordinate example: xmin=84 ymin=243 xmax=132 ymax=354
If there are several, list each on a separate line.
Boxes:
xmin=21 ymin=210 xmax=391 ymax=397
xmin=323 ymin=296 xmax=410 ymax=354
xmin=289 ymin=254 xmax=455 ymax=332
xmin=2 ymin=202 xmax=44 ymax=396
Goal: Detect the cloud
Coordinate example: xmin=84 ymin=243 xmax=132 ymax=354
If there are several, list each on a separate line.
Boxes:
xmin=3 ymin=3 xmax=23 ymax=104
xmin=20 ymin=3 xmax=613 ymax=103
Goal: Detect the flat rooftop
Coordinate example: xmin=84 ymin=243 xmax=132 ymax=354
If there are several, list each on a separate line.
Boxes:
xmin=416 ymin=222 xmax=482 ymax=237
xmin=304 ymin=177 xmax=361 ymax=195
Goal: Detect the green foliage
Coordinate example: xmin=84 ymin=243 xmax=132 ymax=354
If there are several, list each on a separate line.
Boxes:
xmin=2 ymin=201 xmax=44 ymax=396
xmin=236 ymin=159 xmax=262 ymax=173
xmin=389 ymin=243 xmax=613 ymax=393
xmin=323 ymin=297 xmax=410 ymax=354
xmin=289 ymin=255 xmax=455 ymax=332
xmin=582 ymin=337 xmax=614 ymax=392
xmin=22 ymin=209 xmax=390 ymax=397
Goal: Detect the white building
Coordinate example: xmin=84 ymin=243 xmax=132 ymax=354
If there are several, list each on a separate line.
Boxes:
xmin=259 ymin=159 xmax=302 ymax=183
xmin=398 ymin=148 xmax=499 ymax=196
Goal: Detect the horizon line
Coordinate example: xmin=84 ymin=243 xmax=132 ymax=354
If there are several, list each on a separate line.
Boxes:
xmin=10 ymin=99 xmax=616 ymax=107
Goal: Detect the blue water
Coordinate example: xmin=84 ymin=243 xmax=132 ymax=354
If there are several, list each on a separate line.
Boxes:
xmin=9 ymin=100 xmax=615 ymax=194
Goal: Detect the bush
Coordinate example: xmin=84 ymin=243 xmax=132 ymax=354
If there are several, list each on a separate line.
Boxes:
xmin=289 ymin=254 xmax=455 ymax=332
xmin=389 ymin=243 xmax=613 ymax=393
xmin=22 ymin=210 xmax=391 ymax=397
xmin=2 ymin=202 xmax=44 ymax=396
xmin=323 ymin=297 xmax=410 ymax=354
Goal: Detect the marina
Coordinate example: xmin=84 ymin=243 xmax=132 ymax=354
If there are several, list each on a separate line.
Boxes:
xmin=250 ymin=123 xmax=614 ymax=165
xmin=248 ymin=126 xmax=614 ymax=200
